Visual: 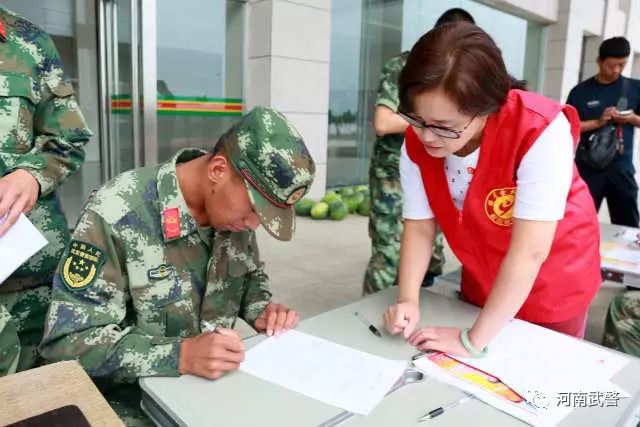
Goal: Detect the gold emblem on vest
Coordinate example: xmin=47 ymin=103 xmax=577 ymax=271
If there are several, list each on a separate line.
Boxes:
xmin=485 ymin=187 xmax=516 ymax=227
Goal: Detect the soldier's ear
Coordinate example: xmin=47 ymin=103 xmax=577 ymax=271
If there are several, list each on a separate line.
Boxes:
xmin=207 ymin=154 xmax=230 ymax=185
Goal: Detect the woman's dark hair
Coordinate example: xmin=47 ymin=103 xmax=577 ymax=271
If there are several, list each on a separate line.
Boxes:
xmin=435 ymin=8 xmax=475 ymax=26
xmin=399 ymin=22 xmax=526 ymax=116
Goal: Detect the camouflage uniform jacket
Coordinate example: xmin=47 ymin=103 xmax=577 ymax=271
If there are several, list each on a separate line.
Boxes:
xmin=40 ymin=149 xmax=272 ymax=384
xmin=371 ymin=52 xmax=408 ymax=177
xmin=0 ymin=8 xmax=91 ymax=291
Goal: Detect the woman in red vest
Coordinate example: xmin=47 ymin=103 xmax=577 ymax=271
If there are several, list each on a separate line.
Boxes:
xmin=382 ymin=22 xmax=601 ymax=358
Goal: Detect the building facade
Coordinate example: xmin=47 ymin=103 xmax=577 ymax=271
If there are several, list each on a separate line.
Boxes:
xmin=4 ymin=0 xmax=639 ymax=218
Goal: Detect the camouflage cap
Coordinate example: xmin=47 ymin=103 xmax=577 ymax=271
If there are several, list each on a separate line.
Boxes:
xmin=220 ymin=106 xmax=315 ymax=241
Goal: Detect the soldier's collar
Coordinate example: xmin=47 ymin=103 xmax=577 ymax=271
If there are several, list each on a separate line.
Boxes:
xmin=156 ymin=149 xmax=206 ymax=242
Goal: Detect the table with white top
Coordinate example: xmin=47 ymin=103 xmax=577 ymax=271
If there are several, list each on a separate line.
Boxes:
xmin=140 ymin=286 xmax=640 ymax=427
xmin=600 ymin=222 xmax=640 ymax=289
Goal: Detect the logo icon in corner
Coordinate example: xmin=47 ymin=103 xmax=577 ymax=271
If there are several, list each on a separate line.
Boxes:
xmin=485 ymin=187 xmax=516 ymax=227
xmin=526 ymin=390 xmax=550 ymax=409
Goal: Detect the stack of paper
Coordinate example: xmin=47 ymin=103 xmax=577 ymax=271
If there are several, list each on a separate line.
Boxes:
xmin=0 ymin=214 xmax=48 ymax=284
xmin=414 ymin=319 xmax=630 ymax=426
xmin=619 ymin=228 xmax=640 ymax=244
xmin=240 ymin=330 xmax=407 ymax=415
xmin=601 ymin=240 xmax=640 ymax=275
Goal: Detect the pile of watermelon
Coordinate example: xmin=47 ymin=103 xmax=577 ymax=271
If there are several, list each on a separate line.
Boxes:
xmin=294 ymin=186 xmax=370 ymax=221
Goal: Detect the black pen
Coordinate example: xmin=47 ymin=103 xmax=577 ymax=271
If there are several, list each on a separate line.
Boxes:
xmin=418 ymin=395 xmax=472 ymax=421
xmin=354 ymin=311 xmax=382 ymax=338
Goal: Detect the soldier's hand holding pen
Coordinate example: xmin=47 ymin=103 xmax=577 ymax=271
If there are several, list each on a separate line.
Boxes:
xmin=178 ymin=327 xmax=244 ymax=380
xmin=0 ymin=169 xmax=39 ymax=237
xmin=254 ymin=303 xmax=299 ymax=336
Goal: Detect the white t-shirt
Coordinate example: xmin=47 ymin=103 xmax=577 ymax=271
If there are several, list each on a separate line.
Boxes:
xmin=401 ymin=114 xmax=574 ymax=221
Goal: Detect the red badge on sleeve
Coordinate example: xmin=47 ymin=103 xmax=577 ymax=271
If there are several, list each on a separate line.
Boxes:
xmin=0 ymin=21 xmax=7 ymax=41
xmin=163 ymin=208 xmax=181 ymax=239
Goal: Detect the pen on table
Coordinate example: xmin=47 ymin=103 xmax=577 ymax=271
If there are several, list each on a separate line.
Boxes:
xmin=418 ymin=394 xmax=472 ymax=422
xmin=412 ymin=349 xmax=438 ymax=360
xmin=201 ymin=320 xmax=218 ymax=333
xmin=354 ymin=311 xmax=382 ymax=338
xmin=412 ymin=351 xmax=434 ymax=361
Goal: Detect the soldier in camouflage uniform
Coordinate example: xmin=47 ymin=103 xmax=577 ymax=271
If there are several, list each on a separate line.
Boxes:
xmin=364 ymin=51 xmax=443 ymax=294
xmin=603 ymin=291 xmax=640 ymax=357
xmin=363 ymin=8 xmax=475 ymax=295
xmin=0 ymin=7 xmax=91 ymax=375
xmin=40 ymin=107 xmax=315 ymax=425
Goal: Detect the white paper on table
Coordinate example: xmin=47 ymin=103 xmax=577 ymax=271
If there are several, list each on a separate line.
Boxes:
xmin=604 ymin=247 xmax=640 ymax=264
xmin=620 ymin=229 xmax=640 ymax=244
xmin=240 ymin=330 xmax=407 ymax=415
xmin=0 ymin=214 xmax=48 ymax=284
xmin=414 ymin=319 xmax=631 ymax=426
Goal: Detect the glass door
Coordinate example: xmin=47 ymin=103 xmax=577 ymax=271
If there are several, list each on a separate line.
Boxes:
xmin=99 ymin=0 xmax=246 ymax=179
xmin=155 ymin=0 xmax=245 ymax=161
xmin=99 ymin=0 xmax=141 ymax=177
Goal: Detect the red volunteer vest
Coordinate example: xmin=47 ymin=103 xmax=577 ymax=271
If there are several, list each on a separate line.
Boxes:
xmin=405 ymin=90 xmax=601 ymax=323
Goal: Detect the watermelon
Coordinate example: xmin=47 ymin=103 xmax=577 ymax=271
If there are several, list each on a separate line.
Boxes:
xmin=321 ymin=191 xmax=341 ymax=204
xmin=357 ymin=197 xmax=371 ymax=216
xmin=328 ymin=200 xmax=349 ymax=221
xmin=345 ymin=193 xmax=365 ymax=213
xmin=310 ymin=202 xmax=329 ymax=219
xmin=294 ymin=198 xmax=315 ymax=216
xmin=337 ymin=186 xmax=355 ymax=197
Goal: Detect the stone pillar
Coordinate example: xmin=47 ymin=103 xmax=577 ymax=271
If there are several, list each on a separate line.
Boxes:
xmin=246 ymin=0 xmax=332 ymax=198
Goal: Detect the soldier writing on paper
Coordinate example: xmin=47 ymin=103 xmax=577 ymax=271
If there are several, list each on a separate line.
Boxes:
xmin=39 ymin=107 xmax=315 ymax=424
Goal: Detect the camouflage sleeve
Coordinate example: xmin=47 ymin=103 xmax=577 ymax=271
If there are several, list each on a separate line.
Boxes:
xmin=4 ymin=33 xmax=91 ymax=196
xmin=240 ymin=231 xmax=272 ymax=327
xmin=375 ymin=55 xmax=405 ymax=112
xmin=0 ymin=303 xmax=20 ymax=375
xmin=39 ymin=209 xmax=181 ymax=383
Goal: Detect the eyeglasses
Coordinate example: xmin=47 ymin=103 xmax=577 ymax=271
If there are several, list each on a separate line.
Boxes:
xmin=398 ymin=111 xmax=476 ymax=139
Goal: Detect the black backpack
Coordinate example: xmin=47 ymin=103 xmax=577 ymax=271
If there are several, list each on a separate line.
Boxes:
xmin=576 ymin=78 xmax=629 ymax=170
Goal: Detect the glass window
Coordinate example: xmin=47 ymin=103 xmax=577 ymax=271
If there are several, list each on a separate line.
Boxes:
xmin=156 ymin=0 xmax=244 ymax=161
xmin=327 ymin=0 xmax=402 ymax=188
xmin=327 ymin=0 xmax=544 ymax=188
xmin=402 ymin=0 xmax=528 ymax=79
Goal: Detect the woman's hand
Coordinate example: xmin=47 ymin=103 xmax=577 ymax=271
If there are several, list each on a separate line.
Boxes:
xmin=408 ymin=326 xmax=471 ymax=357
xmin=383 ymin=300 xmax=420 ymax=338
xmin=254 ymin=303 xmax=299 ymax=336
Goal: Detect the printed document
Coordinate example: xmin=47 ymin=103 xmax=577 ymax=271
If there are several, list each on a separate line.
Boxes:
xmin=240 ymin=330 xmax=407 ymax=415
xmin=414 ymin=319 xmax=630 ymax=426
xmin=0 ymin=214 xmax=48 ymax=284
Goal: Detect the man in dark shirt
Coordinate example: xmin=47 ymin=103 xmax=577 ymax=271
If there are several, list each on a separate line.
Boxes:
xmin=567 ymin=37 xmax=640 ymax=226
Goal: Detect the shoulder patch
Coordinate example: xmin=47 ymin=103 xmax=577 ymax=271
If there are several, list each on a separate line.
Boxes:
xmin=61 ymin=240 xmax=105 ymax=291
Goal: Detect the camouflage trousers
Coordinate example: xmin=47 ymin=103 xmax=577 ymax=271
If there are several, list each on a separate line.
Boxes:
xmin=603 ymin=290 xmax=640 ymax=357
xmin=363 ymin=165 xmax=445 ymax=294
xmin=0 ymin=285 xmax=50 ymax=376
xmin=100 ymin=383 xmax=153 ymax=427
